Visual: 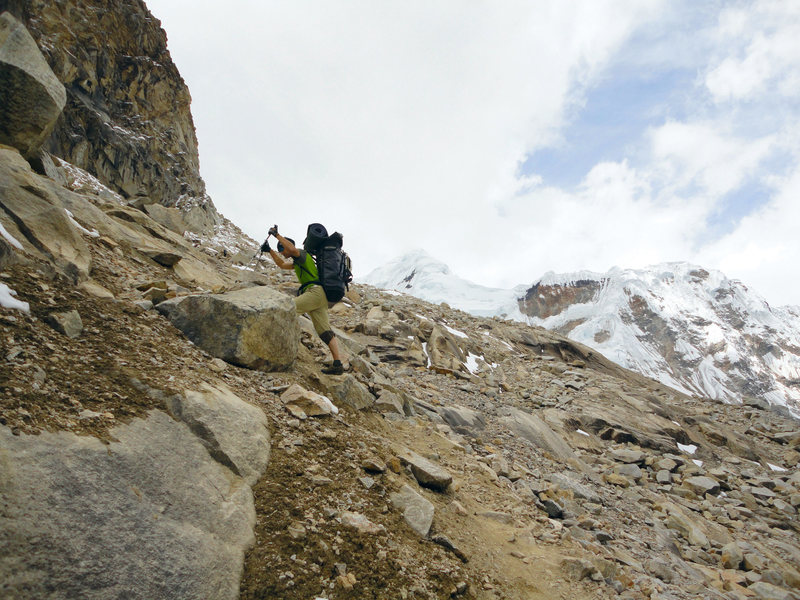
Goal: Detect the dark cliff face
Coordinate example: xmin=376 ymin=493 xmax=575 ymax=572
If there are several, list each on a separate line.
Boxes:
xmin=518 ymin=279 xmax=604 ymax=320
xmin=0 ymin=0 xmax=205 ymax=205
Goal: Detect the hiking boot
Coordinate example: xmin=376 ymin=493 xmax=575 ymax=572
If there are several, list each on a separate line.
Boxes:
xmin=321 ymin=360 xmax=344 ymax=375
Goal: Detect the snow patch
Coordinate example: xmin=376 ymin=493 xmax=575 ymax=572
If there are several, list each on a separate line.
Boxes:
xmin=0 ymin=282 xmax=29 ymax=313
xmin=678 ymin=443 xmax=698 ymax=455
xmin=0 ymin=223 xmax=23 ymax=250
xmin=443 ymin=324 xmax=469 ymax=339
xmin=65 ymin=209 xmax=100 ymax=238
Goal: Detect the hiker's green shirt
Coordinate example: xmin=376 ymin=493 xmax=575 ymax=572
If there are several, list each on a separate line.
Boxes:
xmin=293 ymin=250 xmax=318 ymax=289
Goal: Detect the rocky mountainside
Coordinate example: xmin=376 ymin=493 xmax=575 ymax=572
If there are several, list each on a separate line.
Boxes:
xmin=0 ymin=0 xmax=221 ymax=234
xmin=365 ymin=253 xmax=800 ymax=417
xmin=3 ymin=7 xmax=800 ymax=600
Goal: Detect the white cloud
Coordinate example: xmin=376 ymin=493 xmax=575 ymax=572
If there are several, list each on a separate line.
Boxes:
xmin=146 ymin=0 xmax=664 ymax=273
xmin=649 ymin=121 xmax=774 ymax=197
xmin=706 ymin=1 xmax=800 ymax=102
xmin=145 ymin=1 xmax=800 ymax=306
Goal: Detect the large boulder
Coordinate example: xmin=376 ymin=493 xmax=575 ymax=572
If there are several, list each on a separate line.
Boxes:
xmin=157 ymin=287 xmax=299 ymax=371
xmin=439 ymin=404 xmax=486 ymax=434
xmin=165 ymin=382 xmax=270 ymax=486
xmin=0 ymin=12 xmax=66 ymax=158
xmin=0 ymin=411 xmax=257 ymax=600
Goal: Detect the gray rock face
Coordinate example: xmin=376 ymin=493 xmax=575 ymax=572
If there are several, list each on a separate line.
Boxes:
xmin=439 ymin=405 xmax=486 ymax=433
xmin=390 ymin=484 xmax=435 ymax=537
xmin=502 ymin=408 xmax=586 ymax=470
xmin=12 ymin=2 xmax=208 ymax=211
xmin=0 ymin=148 xmax=91 ymax=281
xmin=166 ymin=382 xmax=271 ymax=486
xmin=0 ymin=411 xmax=258 ymax=600
xmin=0 ymin=12 xmax=66 ymax=158
xmin=157 ymin=286 xmax=299 ymax=371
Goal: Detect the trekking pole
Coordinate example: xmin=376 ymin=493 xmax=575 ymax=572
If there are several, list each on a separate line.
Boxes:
xmin=250 ymin=233 xmax=273 ymax=268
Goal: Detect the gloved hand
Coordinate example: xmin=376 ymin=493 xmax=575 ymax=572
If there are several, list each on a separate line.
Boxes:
xmin=268 ymin=225 xmax=279 ymax=237
xmin=260 ymin=239 xmax=271 ymax=252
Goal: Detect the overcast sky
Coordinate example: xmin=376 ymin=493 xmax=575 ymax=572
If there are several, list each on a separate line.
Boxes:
xmin=145 ymin=0 xmax=800 ymax=306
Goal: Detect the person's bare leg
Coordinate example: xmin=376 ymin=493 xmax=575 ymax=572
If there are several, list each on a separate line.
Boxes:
xmin=328 ymin=337 xmax=342 ymax=363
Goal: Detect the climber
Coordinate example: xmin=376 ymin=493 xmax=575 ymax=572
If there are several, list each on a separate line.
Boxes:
xmin=262 ymin=224 xmax=345 ymax=375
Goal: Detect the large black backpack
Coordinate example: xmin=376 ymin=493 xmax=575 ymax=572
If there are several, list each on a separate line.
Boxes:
xmin=303 ymin=224 xmax=353 ymax=303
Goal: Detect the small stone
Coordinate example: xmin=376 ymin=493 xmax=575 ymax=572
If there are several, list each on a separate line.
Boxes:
xmin=287 ymin=521 xmax=306 ymax=540
xmin=595 ymin=530 xmax=614 ymax=544
xmin=450 ymin=500 xmax=468 ymax=516
xmin=683 ymin=475 xmax=721 ymax=496
xmin=44 ymin=310 xmax=83 ymax=339
xmin=748 ymin=581 xmax=795 ymax=600
xmin=480 ymin=511 xmax=513 ymax=524
xmin=656 ymin=458 xmax=679 ymax=472
xmin=362 ymin=458 xmax=386 ymax=473
xmin=604 ymin=472 xmax=632 ymax=488
xmin=721 ymin=542 xmax=744 ymax=570
xmin=613 ymin=463 xmax=643 ymax=480
xmin=281 ymin=384 xmax=338 ymax=418
xmin=657 ymin=470 xmax=672 ymax=484
xmin=540 ymin=499 xmax=563 ymax=519
xmin=610 ymin=448 xmax=646 ymax=464
xmin=390 ymin=484 xmax=434 ymax=538
xmin=337 ymin=575 xmax=354 ymax=591
xmin=398 ymin=450 xmax=452 ymax=492
xmin=743 ymin=553 xmax=768 ymax=572
xmin=209 ymin=358 xmax=227 ymax=373
xmin=431 ymin=534 xmax=469 ymax=563
xmin=561 ymin=557 xmax=600 ymax=581
xmin=341 ymin=511 xmax=384 ymax=535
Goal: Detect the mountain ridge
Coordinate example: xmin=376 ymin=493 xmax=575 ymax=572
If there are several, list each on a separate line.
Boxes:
xmin=363 ymin=252 xmax=800 ymax=416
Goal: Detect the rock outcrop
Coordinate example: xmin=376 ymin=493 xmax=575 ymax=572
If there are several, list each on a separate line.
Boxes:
xmin=2 ymin=1 xmax=204 ymax=203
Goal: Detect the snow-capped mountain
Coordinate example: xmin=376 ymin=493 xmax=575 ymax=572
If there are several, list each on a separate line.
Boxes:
xmin=362 ymin=249 xmax=527 ymax=318
xmin=363 ymin=253 xmax=800 ymax=415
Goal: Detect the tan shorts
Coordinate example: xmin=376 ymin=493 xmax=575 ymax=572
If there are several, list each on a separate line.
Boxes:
xmin=295 ymin=285 xmax=331 ymax=336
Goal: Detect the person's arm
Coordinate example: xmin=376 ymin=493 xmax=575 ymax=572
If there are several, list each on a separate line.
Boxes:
xmin=268 ymin=247 xmax=294 ymax=270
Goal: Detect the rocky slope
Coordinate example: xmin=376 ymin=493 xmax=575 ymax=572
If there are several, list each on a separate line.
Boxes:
xmin=3 ymin=148 xmax=800 ymax=598
xmin=2 ymin=7 xmax=800 ymax=600
xmin=365 ymin=252 xmax=800 ymax=417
